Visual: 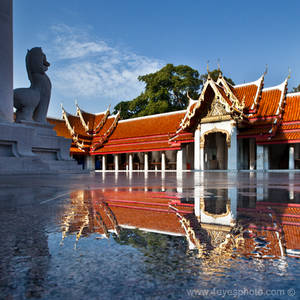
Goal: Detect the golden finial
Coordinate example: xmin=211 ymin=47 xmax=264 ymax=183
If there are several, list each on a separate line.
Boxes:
xmin=264 ymin=64 xmax=268 ymax=76
xmin=288 ymin=67 xmax=291 ymax=79
xmin=207 ymin=60 xmax=211 ymax=80
xmin=217 ymin=58 xmax=222 ymax=77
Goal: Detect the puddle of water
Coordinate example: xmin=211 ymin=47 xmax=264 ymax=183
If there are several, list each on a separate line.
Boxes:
xmin=0 ymin=172 xmax=300 ymax=299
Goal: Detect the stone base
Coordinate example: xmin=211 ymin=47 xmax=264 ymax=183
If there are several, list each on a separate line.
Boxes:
xmin=0 ymin=121 xmax=82 ymax=174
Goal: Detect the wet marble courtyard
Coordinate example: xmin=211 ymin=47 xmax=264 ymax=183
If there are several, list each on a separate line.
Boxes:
xmin=0 ymin=171 xmax=300 ymax=299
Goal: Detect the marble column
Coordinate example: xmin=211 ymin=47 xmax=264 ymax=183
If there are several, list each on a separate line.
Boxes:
xmin=114 ymin=154 xmax=119 ymax=171
xmin=256 ymin=144 xmax=269 ymax=171
xmin=161 ymin=152 xmax=166 ymax=171
xmin=263 ymin=145 xmax=269 ymax=170
xmin=227 ymin=126 xmax=238 ymax=170
xmin=102 ymin=155 xmax=106 ymax=171
xmin=289 ymin=144 xmax=295 ymax=170
xmin=249 ymin=139 xmax=256 ymax=170
xmin=200 ymin=146 xmax=204 ymax=170
xmin=0 ymin=0 xmax=13 ymax=122
xmin=194 ymin=126 xmax=201 ymax=170
xmin=129 ymin=153 xmax=133 ymax=171
xmin=85 ymin=155 xmax=95 ymax=170
xmin=256 ymin=145 xmax=264 ymax=170
xmin=176 ymin=147 xmax=186 ymax=171
xmin=144 ymin=152 xmax=148 ymax=171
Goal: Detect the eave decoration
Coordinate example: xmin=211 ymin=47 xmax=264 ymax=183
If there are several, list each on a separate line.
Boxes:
xmin=94 ymin=105 xmax=111 ymax=134
xmin=172 ymin=75 xmax=246 ymax=142
xmin=267 ymin=76 xmax=289 ymax=139
xmin=92 ymin=111 xmax=120 ymax=151
xmin=75 ymin=101 xmax=89 ymax=133
xmin=61 ymin=105 xmax=87 ymax=151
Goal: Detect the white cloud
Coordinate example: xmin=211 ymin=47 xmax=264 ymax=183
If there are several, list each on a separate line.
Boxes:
xmin=47 ymin=24 xmax=163 ymax=112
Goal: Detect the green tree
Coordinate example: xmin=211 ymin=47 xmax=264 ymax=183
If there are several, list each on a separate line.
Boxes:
xmin=114 ymin=65 xmax=235 ymax=119
xmin=114 ymin=64 xmax=202 ymax=119
xmin=200 ymin=69 xmax=235 ymax=86
xmin=292 ymin=84 xmax=300 ymax=93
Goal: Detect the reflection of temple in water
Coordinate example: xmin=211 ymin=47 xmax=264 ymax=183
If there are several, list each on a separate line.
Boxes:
xmin=61 ymin=178 xmax=300 ymax=261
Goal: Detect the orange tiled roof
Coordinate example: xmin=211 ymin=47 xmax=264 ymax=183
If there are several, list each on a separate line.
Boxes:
xmin=47 ymin=117 xmax=88 ymax=154
xmin=284 ymin=93 xmax=300 ymax=121
xmin=266 ymin=131 xmax=300 ymax=142
xmin=48 ymin=118 xmax=72 ymax=139
xmin=110 ymin=111 xmax=185 ymax=139
xmin=93 ymin=111 xmax=109 ymax=132
xmin=79 ymin=110 xmax=97 ymax=131
xmin=66 ymin=113 xmax=92 ymax=139
xmin=92 ymin=111 xmax=189 ymax=154
xmin=254 ymin=88 xmax=282 ymax=117
xmin=50 ymin=73 xmax=300 ymax=155
xmin=234 ymin=84 xmax=258 ymax=108
xmin=216 ymin=84 xmax=232 ymax=106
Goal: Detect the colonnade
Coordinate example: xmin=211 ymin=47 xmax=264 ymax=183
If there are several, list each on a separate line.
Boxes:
xmin=83 ymin=133 xmax=299 ymax=171
xmin=83 ymin=148 xmax=191 ymax=171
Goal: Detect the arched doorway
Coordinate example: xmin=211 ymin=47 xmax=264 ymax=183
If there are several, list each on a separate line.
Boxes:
xmin=204 ymin=132 xmax=228 ymax=169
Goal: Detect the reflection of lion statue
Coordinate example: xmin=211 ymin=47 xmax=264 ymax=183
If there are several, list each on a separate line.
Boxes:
xmin=14 ymin=47 xmax=51 ymax=123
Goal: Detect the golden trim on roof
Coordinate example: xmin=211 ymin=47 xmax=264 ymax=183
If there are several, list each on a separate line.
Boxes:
xmin=175 ymin=77 xmax=246 ymax=135
xmin=61 ymin=105 xmax=75 ymax=136
xmin=76 ymin=102 xmax=89 ymax=132
xmin=92 ymin=111 xmax=120 ymax=151
xmin=94 ymin=105 xmax=110 ymax=134
xmin=61 ymin=105 xmax=88 ymax=151
xmin=268 ymin=77 xmax=289 ymax=138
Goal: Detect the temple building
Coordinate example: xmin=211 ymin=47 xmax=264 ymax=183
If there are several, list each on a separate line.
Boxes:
xmin=48 ymin=71 xmax=300 ymax=171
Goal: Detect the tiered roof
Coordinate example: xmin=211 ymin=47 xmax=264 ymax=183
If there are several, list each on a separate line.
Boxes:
xmin=49 ymin=70 xmax=300 ymax=155
xmin=50 ymin=104 xmax=192 ymax=155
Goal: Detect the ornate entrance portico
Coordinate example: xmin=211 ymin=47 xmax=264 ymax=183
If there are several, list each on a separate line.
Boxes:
xmin=179 ymin=73 xmax=243 ymax=170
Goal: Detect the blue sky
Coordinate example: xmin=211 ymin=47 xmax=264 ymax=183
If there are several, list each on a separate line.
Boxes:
xmin=13 ymin=0 xmax=300 ymax=118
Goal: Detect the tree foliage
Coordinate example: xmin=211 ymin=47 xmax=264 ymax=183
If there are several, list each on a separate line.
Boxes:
xmin=113 ymin=64 xmax=235 ymax=119
xmin=292 ymin=84 xmax=300 ymax=93
xmin=200 ymin=69 xmax=235 ymax=86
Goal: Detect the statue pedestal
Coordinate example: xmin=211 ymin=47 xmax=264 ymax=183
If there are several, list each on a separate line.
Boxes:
xmin=0 ymin=121 xmax=82 ymax=174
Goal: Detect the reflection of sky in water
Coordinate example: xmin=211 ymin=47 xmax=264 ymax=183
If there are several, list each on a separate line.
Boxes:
xmin=0 ymin=172 xmax=300 ymax=299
